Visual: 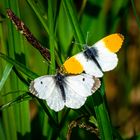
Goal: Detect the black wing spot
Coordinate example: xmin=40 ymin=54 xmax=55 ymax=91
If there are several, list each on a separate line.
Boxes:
xmin=40 ymin=81 xmax=43 ymax=84
xmin=82 ymin=78 xmax=85 ymax=81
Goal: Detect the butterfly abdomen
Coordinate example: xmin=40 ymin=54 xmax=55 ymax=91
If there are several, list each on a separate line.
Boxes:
xmin=55 ymin=73 xmax=66 ymax=102
xmin=84 ymin=47 xmax=103 ymax=72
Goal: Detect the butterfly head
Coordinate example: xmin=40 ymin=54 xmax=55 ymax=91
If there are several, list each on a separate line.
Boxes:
xmin=82 ymin=44 xmax=89 ymax=50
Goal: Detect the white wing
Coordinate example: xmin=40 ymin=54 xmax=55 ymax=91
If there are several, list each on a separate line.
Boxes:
xmin=29 ymin=75 xmax=65 ymax=112
xmin=64 ymin=73 xmax=100 ymax=109
xmin=75 ymin=53 xmax=103 ymax=77
xmin=74 ymin=43 xmax=118 ymax=77
xmin=46 ymin=86 xmax=65 ymax=112
xmin=29 ymin=75 xmax=55 ymax=99
xmin=93 ymin=41 xmax=118 ymax=71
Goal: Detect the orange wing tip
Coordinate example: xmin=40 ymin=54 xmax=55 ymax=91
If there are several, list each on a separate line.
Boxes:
xmin=63 ymin=56 xmax=84 ymax=74
xmin=102 ymin=33 xmax=124 ymax=53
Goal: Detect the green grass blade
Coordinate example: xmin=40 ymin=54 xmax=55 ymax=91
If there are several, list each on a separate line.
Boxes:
xmin=0 ymin=93 xmax=31 ymax=110
xmin=0 ymin=63 xmax=13 ymax=92
xmin=37 ymin=99 xmax=58 ymax=128
xmin=131 ymin=0 xmax=140 ymax=29
xmin=0 ymin=119 xmax=6 ymax=140
xmin=62 ymin=0 xmax=85 ymax=45
xmin=26 ymin=0 xmax=49 ymax=34
xmin=48 ymin=0 xmax=56 ymax=72
xmin=93 ymin=81 xmax=113 ymax=140
xmin=0 ymin=52 xmax=38 ymax=79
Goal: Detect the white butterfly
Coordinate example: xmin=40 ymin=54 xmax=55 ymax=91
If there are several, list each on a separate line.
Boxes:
xmin=29 ymin=73 xmax=100 ymax=112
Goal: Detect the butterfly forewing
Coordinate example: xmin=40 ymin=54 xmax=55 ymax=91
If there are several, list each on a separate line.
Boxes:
xmin=65 ymin=74 xmax=95 ymax=97
xmin=29 ymin=76 xmax=56 ymax=99
xmin=92 ymin=40 xmax=118 ymax=71
xmin=64 ymin=74 xmax=100 ymax=109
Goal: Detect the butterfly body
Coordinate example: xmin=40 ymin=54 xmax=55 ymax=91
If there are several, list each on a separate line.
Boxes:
xmin=83 ymin=46 xmax=103 ymax=72
xmin=55 ymin=73 xmax=66 ymax=102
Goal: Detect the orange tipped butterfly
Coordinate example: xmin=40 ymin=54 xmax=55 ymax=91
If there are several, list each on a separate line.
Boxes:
xmin=63 ymin=33 xmax=124 ymax=77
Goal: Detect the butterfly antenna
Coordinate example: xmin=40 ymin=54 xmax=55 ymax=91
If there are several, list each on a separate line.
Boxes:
xmin=43 ymin=60 xmax=51 ymax=65
xmin=42 ymin=60 xmax=56 ymax=74
xmin=86 ymin=31 xmax=90 ymax=45
xmin=71 ymin=41 xmax=83 ymax=47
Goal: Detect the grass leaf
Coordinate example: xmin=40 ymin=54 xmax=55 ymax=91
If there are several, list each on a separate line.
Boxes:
xmin=0 ymin=63 xmax=13 ymax=92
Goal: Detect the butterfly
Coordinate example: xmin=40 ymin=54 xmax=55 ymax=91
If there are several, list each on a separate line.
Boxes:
xmin=29 ymin=73 xmax=100 ymax=112
xmin=63 ymin=33 xmax=124 ymax=77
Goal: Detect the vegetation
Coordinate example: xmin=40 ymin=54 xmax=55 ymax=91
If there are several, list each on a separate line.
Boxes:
xmin=0 ymin=0 xmax=140 ymax=140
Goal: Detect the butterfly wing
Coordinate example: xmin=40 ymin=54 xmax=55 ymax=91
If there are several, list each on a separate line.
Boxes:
xmin=91 ymin=33 xmax=124 ymax=71
xmin=29 ymin=75 xmax=55 ymax=99
xmin=73 ymin=52 xmax=104 ymax=77
xmin=29 ymin=75 xmax=65 ymax=112
xmin=64 ymin=73 xmax=100 ymax=109
xmin=46 ymin=86 xmax=65 ymax=112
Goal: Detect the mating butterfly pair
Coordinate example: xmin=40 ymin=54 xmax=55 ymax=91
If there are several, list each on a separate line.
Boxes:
xmin=29 ymin=34 xmax=124 ymax=112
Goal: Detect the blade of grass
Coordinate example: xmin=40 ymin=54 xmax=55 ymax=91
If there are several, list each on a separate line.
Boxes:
xmin=12 ymin=66 xmax=30 ymax=86
xmin=131 ymin=0 xmax=140 ymax=29
xmin=0 ymin=63 xmax=13 ymax=92
xmin=92 ymin=81 xmax=113 ymax=140
xmin=0 ymin=118 xmax=6 ymax=140
xmin=0 ymin=52 xmax=38 ymax=79
xmin=0 ymin=93 xmax=31 ymax=110
xmin=26 ymin=0 xmax=49 ymax=34
xmin=37 ymin=99 xmax=58 ymax=128
xmin=62 ymin=0 xmax=85 ymax=45
xmin=48 ymin=0 xmax=56 ymax=72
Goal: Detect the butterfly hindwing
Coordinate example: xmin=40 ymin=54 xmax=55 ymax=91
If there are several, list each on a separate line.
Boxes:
xmin=73 ymin=52 xmax=103 ymax=77
xmin=46 ymin=85 xmax=65 ymax=112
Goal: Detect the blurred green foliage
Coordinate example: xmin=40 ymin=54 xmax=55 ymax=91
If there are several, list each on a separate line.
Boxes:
xmin=0 ymin=0 xmax=140 ymax=140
